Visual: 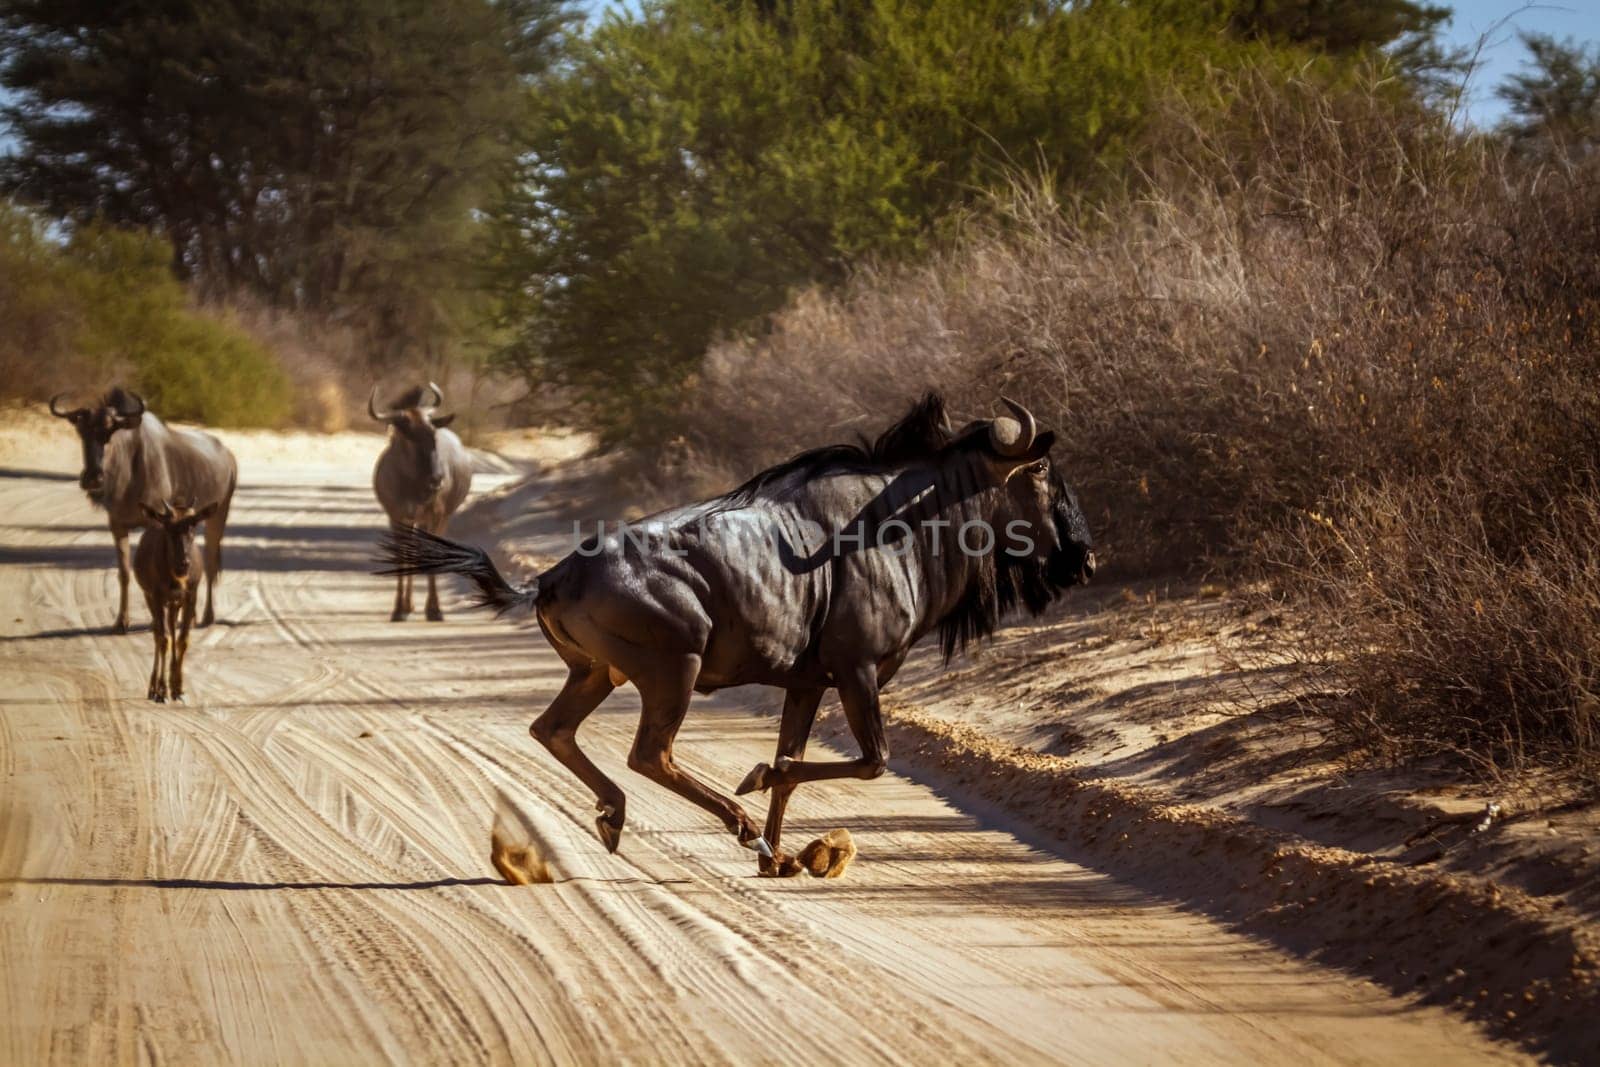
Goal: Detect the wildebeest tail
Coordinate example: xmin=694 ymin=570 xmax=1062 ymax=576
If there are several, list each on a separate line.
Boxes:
xmin=375 ymin=526 xmax=538 ymax=616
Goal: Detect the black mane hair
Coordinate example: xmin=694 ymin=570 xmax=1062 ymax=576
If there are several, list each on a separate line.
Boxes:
xmin=395 ymin=385 xmax=432 ymax=409
xmin=100 ymin=386 xmax=142 ymax=415
xmin=938 ymin=468 xmax=1086 ymax=663
xmin=716 ymin=391 xmax=970 ymax=509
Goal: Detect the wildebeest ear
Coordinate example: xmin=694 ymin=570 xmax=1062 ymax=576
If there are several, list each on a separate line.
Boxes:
xmin=431 ymin=412 xmax=456 ymax=429
xmin=1029 ymin=430 xmax=1057 ymax=458
xmin=188 ymin=502 xmax=219 ymax=525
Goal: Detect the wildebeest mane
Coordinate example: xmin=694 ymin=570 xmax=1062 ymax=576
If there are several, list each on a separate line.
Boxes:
xmin=937 ymin=469 xmax=1085 ymax=662
xmin=715 ymin=391 xmax=972 ymax=509
xmin=100 ymin=386 xmax=143 ymax=415
xmin=393 ymin=385 xmax=432 ymax=409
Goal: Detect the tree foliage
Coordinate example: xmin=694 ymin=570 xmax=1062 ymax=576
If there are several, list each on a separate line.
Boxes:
xmin=488 ymin=0 xmax=1455 ymax=439
xmin=1497 ymin=33 xmax=1600 ymax=157
xmin=0 ymin=0 xmax=577 ymax=363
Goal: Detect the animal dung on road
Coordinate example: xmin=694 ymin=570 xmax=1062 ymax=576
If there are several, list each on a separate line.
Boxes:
xmin=490 ymin=792 xmax=556 ymax=885
xmin=796 ymin=828 xmax=856 ymax=878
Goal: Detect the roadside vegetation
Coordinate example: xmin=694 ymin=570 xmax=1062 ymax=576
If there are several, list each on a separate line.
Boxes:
xmin=658 ymin=55 xmax=1600 ymax=784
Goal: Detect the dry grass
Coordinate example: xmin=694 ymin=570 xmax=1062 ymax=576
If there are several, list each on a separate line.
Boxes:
xmin=656 ymin=67 xmax=1600 ymax=784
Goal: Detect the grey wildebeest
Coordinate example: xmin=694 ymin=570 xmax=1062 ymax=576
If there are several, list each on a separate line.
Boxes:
xmin=50 ymin=388 xmax=237 ymax=632
xmin=378 ymin=393 xmax=1094 ymax=875
xmin=370 ymin=383 xmax=472 ymax=621
xmin=134 ymin=500 xmax=218 ymax=702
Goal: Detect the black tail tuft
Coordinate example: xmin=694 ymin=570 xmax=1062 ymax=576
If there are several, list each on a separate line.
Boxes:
xmin=375 ymin=526 xmax=539 ymax=616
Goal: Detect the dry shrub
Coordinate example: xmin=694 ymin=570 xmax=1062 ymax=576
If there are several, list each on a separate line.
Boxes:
xmin=1274 ymin=482 xmax=1600 ymax=779
xmin=662 ymin=66 xmax=1600 ymax=781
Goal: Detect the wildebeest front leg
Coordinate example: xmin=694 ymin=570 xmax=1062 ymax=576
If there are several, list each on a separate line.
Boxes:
xmin=147 ymin=602 xmax=168 ymax=702
xmin=739 ymin=663 xmax=887 ymax=793
xmin=753 ymin=687 xmax=824 ymax=877
xmin=629 ymin=653 xmax=768 ymax=855
xmin=170 ymin=593 xmax=196 ymax=702
xmin=390 ymin=524 xmax=413 ymax=621
xmin=113 ymin=525 xmax=133 ymax=633
xmin=424 ymin=518 xmax=446 ymax=621
xmin=530 ymin=664 xmax=625 ymax=850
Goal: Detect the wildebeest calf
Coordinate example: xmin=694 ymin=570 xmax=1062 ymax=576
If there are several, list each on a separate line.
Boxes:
xmin=134 ymin=500 xmax=218 ymax=702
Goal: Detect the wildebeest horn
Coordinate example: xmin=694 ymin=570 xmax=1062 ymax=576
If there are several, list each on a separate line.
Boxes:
xmin=426 ymin=381 xmax=444 ymax=409
xmin=368 ymin=385 xmax=397 ymax=422
xmin=48 ymin=392 xmax=76 ymax=418
xmin=989 ymin=396 xmax=1038 ymax=458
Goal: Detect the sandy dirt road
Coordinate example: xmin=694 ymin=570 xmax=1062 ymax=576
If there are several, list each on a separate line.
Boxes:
xmin=0 ymin=432 xmax=1520 ymax=1065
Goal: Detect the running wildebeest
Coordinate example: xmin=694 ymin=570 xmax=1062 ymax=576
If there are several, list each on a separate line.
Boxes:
xmin=380 ymin=393 xmax=1094 ymax=875
xmin=134 ymin=500 xmax=218 ymax=702
xmin=370 ymin=382 xmax=472 ymax=621
xmin=50 ymin=388 xmax=238 ymax=632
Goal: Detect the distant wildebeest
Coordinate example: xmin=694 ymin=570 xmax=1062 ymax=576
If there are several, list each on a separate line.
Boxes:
xmin=379 ymin=393 xmax=1094 ymax=875
xmin=50 ymin=388 xmax=238 ymax=632
xmin=370 ymin=382 xmax=472 ymax=621
xmin=134 ymin=500 xmax=218 ymax=702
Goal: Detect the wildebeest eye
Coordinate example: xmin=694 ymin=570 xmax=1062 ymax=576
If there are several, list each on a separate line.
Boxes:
xmin=1030 ymin=461 xmax=1049 ymax=476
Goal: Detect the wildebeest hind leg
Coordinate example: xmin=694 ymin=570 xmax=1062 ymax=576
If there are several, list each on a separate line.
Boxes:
xmin=530 ymin=665 xmax=625 ymax=851
xmin=200 ymin=510 xmax=225 ymax=627
xmin=628 ymin=654 xmax=768 ymax=856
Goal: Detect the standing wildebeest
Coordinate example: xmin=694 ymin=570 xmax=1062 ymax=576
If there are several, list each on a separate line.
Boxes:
xmin=50 ymin=388 xmax=237 ymax=633
xmin=379 ymin=394 xmax=1093 ymax=874
xmin=134 ymin=500 xmax=218 ymax=702
xmin=370 ymin=382 xmax=472 ymax=621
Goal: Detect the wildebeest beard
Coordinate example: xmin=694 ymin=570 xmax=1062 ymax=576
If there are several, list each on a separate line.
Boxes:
xmin=707 ymin=391 xmax=1095 ymax=663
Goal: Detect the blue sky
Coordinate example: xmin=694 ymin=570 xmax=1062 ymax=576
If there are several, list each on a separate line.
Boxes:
xmin=1440 ymin=2 xmax=1600 ymax=125
xmin=2 ymin=1 xmax=1597 ymax=153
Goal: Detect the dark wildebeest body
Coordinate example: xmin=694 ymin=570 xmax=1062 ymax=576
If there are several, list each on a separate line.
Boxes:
xmin=50 ymin=389 xmax=238 ymax=632
xmin=380 ymin=394 xmax=1093 ymax=874
xmin=370 ymin=383 xmax=473 ymax=621
xmin=134 ymin=501 xmax=217 ymax=702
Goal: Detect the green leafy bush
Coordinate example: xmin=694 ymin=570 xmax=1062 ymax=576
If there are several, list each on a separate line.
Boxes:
xmin=0 ymin=205 xmax=292 ymax=427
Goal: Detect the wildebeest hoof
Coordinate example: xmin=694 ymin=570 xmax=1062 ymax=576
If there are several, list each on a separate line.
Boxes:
xmin=758 ymin=852 xmax=806 ymax=878
xmin=115 ymin=619 xmax=129 ymax=634
xmin=735 ymin=763 xmax=770 ymax=796
xmin=741 ymin=834 xmax=775 ymax=860
xmin=594 ymin=804 xmax=624 ymax=854
xmin=425 ymin=608 xmax=444 ymax=622
xmin=199 ymin=611 xmax=215 ymax=628
xmin=149 ymin=692 xmax=165 ymax=703
xmin=390 ymin=610 xmax=409 ymax=622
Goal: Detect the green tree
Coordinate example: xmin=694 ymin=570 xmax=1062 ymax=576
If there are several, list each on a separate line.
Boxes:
xmin=0 ymin=0 xmax=578 ymax=363
xmin=490 ymin=0 xmax=1276 ymax=437
xmin=1497 ymin=33 xmax=1600 ymax=156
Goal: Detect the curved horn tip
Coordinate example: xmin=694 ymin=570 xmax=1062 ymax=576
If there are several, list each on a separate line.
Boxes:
xmin=49 ymin=392 xmax=74 ymax=417
xmin=992 ymin=396 xmax=1037 ymax=457
xmin=368 ymin=385 xmax=389 ymax=422
xmin=426 ymin=380 xmax=444 ymax=409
